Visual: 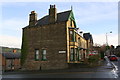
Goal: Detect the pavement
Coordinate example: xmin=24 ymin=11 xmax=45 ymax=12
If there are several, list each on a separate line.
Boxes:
xmin=3 ymin=60 xmax=113 ymax=75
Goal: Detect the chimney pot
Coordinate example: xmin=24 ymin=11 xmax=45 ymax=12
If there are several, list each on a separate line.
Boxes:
xmin=13 ymin=49 xmax=17 ymax=53
xmin=31 ymin=11 xmax=35 ymax=14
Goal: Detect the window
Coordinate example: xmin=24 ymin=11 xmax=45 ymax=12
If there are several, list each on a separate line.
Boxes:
xmin=70 ymin=30 xmax=73 ymax=34
xmin=78 ymin=38 xmax=80 ymax=45
xmin=35 ymin=49 xmax=39 ymax=61
xmin=75 ymin=48 xmax=78 ymax=61
xmin=78 ymin=51 xmax=81 ymax=61
xmin=70 ymin=20 xmax=72 ymax=27
xmin=70 ymin=48 xmax=74 ymax=61
xmin=75 ymin=48 xmax=79 ymax=61
xmin=69 ymin=30 xmax=76 ymax=42
xmin=42 ymin=49 xmax=47 ymax=60
xmin=69 ymin=30 xmax=73 ymax=41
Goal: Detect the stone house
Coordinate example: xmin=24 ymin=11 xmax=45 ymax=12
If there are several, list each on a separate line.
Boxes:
xmin=21 ymin=5 xmax=93 ymax=70
xmin=83 ymin=33 xmax=93 ymax=54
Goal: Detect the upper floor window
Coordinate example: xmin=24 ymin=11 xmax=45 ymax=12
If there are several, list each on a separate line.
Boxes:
xmin=70 ymin=20 xmax=72 ymax=27
xmin=78 ymin=38 xmax=81 ymax=46
xmin=69 ymin=30 xmax=76 ymax=42
xmin=42 ymin=49 xmax=47 ymax=61
xmin=35 ymin=49 xmax=39 ymax=61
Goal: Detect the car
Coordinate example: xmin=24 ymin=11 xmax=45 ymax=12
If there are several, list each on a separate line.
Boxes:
xmin=108 ymin=55 xmax=118 ymax=61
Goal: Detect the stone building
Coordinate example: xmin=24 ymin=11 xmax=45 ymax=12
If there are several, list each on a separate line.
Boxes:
xmin=0 ymin=52 xmax=21 ymax=71
xmin=83 ymin=33 xmax=93 ymax=54
xmin=21 ymin=5 xmax=93 ymax=70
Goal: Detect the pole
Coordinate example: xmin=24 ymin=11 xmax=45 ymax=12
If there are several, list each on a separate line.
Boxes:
xmin=106 ymin=33 xmax=108 ymax=46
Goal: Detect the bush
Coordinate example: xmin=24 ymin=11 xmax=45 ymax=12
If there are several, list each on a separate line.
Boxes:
xmin=87 ymin=54 xmax=100 ymax=66
xmin=116 ymin=52 xmax=120 ymax=57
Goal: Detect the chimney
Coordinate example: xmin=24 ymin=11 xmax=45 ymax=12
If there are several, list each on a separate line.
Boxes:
xmin=29 ymin=11 xmax=37 ymax=26
xmin=49 ymin=5 xmax=57 ymax=23
xmin=13 ymin=49 xmax=17 ymax=53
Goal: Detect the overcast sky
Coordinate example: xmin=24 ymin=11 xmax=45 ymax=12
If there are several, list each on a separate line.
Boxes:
xmin=0 ymin=0 xmax=119 ymax=48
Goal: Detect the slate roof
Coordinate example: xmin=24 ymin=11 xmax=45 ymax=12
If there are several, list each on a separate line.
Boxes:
xmin=83 ymin=33 xmax=93 ymax=41
xmin=2 ymin=52 xmax=21 ymax=59
xmin=36 ymin=10 xmax=72 ymax=26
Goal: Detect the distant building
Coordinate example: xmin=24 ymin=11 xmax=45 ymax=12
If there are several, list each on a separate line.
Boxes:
xmin=21 ymin=5 xmax=93 ymax=70
xmin=0 ymin=52 xmax=21 ymax=71
xmin=83 ymin=33 xmax=93 ymax=54
xmin=115 ymin=45 xmax=120 ymax=56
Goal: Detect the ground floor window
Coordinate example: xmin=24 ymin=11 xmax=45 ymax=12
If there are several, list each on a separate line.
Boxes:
xmin=78 ymin=51 xmax=81 ymax=60
xmin=70 ymin=48 xmax=74 ymax=61
xmin=70 ymin=48 xmax=82 ymax=61
xmin=74 ymin=48 xmax=77 ymax=61
xmin=42 ymin=49 xmax=47 ymax=61
xmin=35 ymin=49 xmax=39 ymax=61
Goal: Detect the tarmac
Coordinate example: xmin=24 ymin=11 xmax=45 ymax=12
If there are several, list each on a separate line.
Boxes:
xmin=2 ymin=60 xmax=113 ymax=75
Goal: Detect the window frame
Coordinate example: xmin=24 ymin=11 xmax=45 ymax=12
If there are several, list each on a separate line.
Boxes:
xmin=70 ymin=48 xmax=74 ymax=61
xmin=42 ymin=49 xmax=47 ymax=61
xmin=35 ymin=49 xmax=39 ymax=61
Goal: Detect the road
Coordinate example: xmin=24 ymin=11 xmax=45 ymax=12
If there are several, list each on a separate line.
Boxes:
xmin=110 ymin=57 xmax=120 ymax=79
xmin=0 ymin=65 xmax=2 ymax=80
xmin=1 ymin=59 xmax=120 ymax=80
xmin=2 ymin=71 xmax=115 ymax=78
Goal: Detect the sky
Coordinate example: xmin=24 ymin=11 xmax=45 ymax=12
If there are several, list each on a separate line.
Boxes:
xmin=0 ymin=0 xmax=119 ymax=48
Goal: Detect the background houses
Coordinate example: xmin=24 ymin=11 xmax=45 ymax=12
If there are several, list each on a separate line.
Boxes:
xmin=0 ymin=47 xmax=21 ymax=71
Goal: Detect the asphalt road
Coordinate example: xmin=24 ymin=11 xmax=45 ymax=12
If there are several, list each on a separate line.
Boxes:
xmin=0 ymin=65 xmax=2 ymax=80
xmin=1 ymin=62 xmax=118 ymax=79
xmin=110 ymin=57 xmax=120 ymax=79
xmin=2 ymin=71 xmax=116 ymax=78
xmin=1 ymin=57 xmax=120 ymax=80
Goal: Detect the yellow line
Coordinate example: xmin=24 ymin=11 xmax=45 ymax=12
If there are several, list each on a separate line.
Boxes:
xmin=40 ymin=71 xmax=94 ymax=75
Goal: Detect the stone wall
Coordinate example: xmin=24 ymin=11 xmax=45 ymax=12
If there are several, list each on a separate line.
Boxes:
xmin=22 ymin=22 xmax=68 ymax=70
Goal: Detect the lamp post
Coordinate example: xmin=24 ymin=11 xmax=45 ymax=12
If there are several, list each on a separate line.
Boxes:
xmin=106 ymin=31 xmax=112 ymax=49
xmin=106 ymin=31 xmax=112 ymax=46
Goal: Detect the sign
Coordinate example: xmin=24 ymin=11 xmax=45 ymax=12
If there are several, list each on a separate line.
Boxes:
xmin=59 ymin=51 xmax=66 ymax=53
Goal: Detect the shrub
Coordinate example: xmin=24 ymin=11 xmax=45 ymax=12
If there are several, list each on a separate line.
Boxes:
xmin=88 ymin=54 xmax=100 ymax=65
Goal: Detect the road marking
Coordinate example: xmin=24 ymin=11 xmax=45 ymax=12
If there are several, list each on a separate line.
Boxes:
xmin=111 ymin=62 xmax=119 ymax=78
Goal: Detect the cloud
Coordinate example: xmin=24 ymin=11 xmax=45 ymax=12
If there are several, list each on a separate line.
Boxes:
xmin=0 ymin=18 xmax=27 ymax=48
xmin=93 ymin=33 xmax=118 ymax=46
xmin=0 ymin=35 xmax=22 ymax=48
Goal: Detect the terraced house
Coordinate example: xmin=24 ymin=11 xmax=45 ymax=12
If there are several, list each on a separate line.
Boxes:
xmin=21 ymin=5 xmax=93 ymax=70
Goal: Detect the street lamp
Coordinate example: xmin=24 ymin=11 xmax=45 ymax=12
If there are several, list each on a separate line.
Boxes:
xmin=105 ymin=31 xmax=112 ymax=56
xmin=106 ymin=31 xmax=112 ymax=46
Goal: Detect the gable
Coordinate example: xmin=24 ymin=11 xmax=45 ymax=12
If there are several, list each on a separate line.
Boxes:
xmin=68 ymin=10 xmax=77 ymax=28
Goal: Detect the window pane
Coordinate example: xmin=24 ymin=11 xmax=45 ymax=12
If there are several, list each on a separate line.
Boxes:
xmin=75 ymin=48 xmax=77 ymax=61
xmin=79 ymin=51 xmax=81 ymax=60
xmin=43 ymin=50 xmax=46 ymax=55
xmin=35 ymin=49 xmax=39 ymax=61
xmin=69 ymin=30 xmax=76 ymax=42
xmin=42 ymin=49 xmax=47 ymax=60
xmin=70 ymin=31 xmax=73 ymax=34
xmin=70 ymin=48 xmax=74 ymax=61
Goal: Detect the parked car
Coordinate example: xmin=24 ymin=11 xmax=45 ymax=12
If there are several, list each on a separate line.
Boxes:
xmin=108 ymin=55 xmax=118 ymax=61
